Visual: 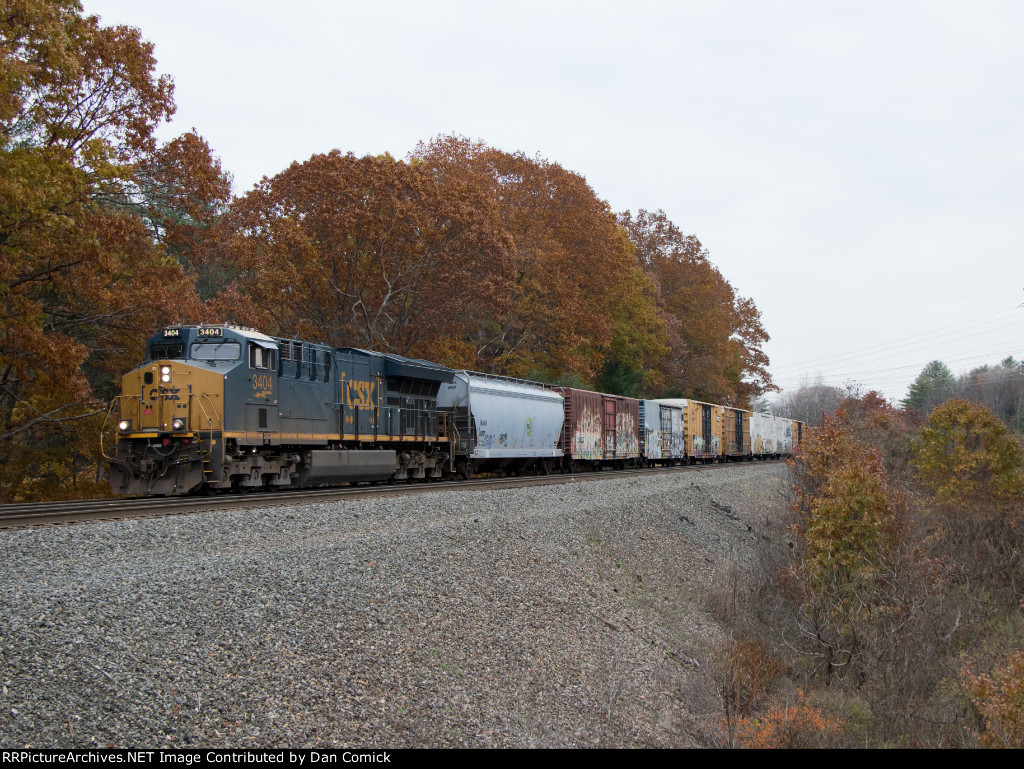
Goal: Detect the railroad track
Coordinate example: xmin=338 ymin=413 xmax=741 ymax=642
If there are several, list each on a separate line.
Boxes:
xmin=0 ymin=460 xmax=784 ymax=530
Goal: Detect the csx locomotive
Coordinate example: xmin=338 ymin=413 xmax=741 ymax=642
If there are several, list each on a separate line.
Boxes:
xmin=103 ymin=325 xmax=804 ymax=495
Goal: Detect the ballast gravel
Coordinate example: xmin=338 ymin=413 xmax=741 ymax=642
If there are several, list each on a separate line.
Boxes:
xmin=0 ymin=463 xmax=790 ymax=748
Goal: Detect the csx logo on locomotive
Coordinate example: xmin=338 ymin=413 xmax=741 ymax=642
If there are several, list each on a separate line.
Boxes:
xmin=149 ymin=387 xmax=182 ymax=401
xmin=339 ymin=373 xmax=376 ymax=406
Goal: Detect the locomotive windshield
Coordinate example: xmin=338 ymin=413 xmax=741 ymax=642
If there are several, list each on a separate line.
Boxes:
xmin=189 ymin=341 xmax=241 ymax=361
xmin=146 ymin=342 xmax=185 ymax=361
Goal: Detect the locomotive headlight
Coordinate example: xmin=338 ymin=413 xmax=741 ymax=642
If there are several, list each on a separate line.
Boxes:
xmin=118 ymin=420 xmax=131 ymax=432
xmin=161 ymin=365 xmax=172 ymax=383
xmin=171 ymin=418 xmax=186 ymax=431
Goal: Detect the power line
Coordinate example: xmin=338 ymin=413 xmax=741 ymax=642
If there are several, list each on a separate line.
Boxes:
xmin=771 ymin=305 xmax=1024 ymax=374
xmin=774 ymin=361 xmax=1024 ymax=396
xmin=773 ymin=345 xmax=1024 ymax=386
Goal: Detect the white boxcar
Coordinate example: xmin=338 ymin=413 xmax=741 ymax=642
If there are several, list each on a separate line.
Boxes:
xmin=776 ymin=416 xmax=794 ymax=456
xmin=665 ymin=403 xmax=685 ymax=460
xmin=437 ymin=372 xmax=564 ymax=475
xmin=645 ymin=400 xmax=686 ymax=464
xmin=640 ymin=400 xmax=663 ymax=461
xmin=654 ymin=398 xmax=696 ymax=462
xmin=750 ymin=412 xmax=776 ymax=457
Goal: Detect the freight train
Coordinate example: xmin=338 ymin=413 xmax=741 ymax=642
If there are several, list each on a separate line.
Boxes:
xmin=102 ymin=325 xmax=804 ymax=495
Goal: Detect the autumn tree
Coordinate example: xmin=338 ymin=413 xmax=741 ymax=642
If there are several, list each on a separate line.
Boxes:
xmin=913 ymin=399 xmax=1024 ymax=597
xmin=713 ymin=637 xmax=785 ymax=746
xmin=618 ymin=208 xmax=773 ymax=406
xmin=772 ymin=393 xmax=982 ymax=745
xmin=966 ymin=647 xmax=1024 ymax=748
xmin=914 ymin=399 xmax=1024 ymax=512
xmin=115 ymin=130 xmax=233 ymax=276
xmin=733 ymin=690 xmax=843 ymax=749
xmin=786 ymin=408 xmax=916 ymax=685
xmin=411 ymin=135 xmax=667 ymax=387
xmin=214 ymin=150 xmax=514 ymax=366
xmin=0 ymin=1 xmax=226 ymax=500
xmin=833 ymin=390 xmax=919 ymax=487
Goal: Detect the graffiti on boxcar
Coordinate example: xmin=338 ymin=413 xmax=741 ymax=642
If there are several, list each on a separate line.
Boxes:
xmin=670 ymin=430 xmax=684 ymax=457
xmin=616 ymin=411 xmax=638 ymax=457
xmin=574 ymin=404 xmax=603 ymax=460
xmin=649 ymin=428 xmax=663 ymax=459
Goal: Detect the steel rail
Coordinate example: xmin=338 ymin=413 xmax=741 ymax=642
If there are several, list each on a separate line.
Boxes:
xmin=0 ymin=460 xmax=784 ymax=530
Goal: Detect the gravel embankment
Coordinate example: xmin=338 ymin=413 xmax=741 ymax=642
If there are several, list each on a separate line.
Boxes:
xmin=0 ymin=463 xmax=790 ymax=748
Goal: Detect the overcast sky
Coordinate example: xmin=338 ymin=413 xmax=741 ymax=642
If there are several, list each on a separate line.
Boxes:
xmin=84 ymin=0 xmax=1024 ymax=403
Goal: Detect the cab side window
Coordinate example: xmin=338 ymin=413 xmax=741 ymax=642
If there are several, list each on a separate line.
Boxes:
xmin=249 ymin=344 xmax=276 ymax=371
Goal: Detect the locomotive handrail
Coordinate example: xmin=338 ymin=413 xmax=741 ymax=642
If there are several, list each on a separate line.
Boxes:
xmin=99 ymin=396 xmax=131 ymax=460
xmin=339 ymin=404 xmax=449 ymax=441
xmin=450 ymin=418 xmax=462 ymax=451
xmin=189 ymin=393 xmax=221 ymax=458
xmin=463 ymin=370 xmax=553 ymax=390
xmin=99 ymin=395 xmax=148 ymax=460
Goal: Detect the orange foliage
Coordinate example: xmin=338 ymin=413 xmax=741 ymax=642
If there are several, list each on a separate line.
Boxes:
xmin=914 ymin=399 xmax=1024 ymax=513
xmin=782 ymin=395 xmax=922 ymax=687
xmin=790 ymin=411 xmax=912 ymax=583
xmin=0 ymin=1 xmax=224 ymax=500
xmin=413 ymin=135 xmax=663 ymax=382
xmin=715 ymin=638 xmax=784 ymax=721
xmin=733 ymin=690 xmax=843 ymax=748
xmin=966 ymin=647 xmax=1024 ymax=748
xmin=619 ymin=209 xmax=773 ymax=406
xmin=215 ymin=150 xmax=514 ymax=367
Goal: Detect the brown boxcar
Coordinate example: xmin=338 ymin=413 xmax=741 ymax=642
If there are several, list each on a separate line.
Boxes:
xmin=551 ymin=387 xmax=640 ymax=469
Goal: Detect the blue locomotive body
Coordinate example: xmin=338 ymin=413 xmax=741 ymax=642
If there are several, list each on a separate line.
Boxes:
xmin=106 ymin=325 xmax=455 ymax=495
